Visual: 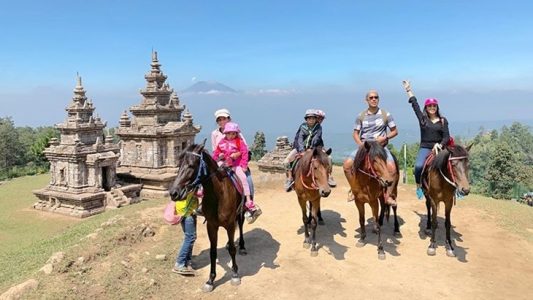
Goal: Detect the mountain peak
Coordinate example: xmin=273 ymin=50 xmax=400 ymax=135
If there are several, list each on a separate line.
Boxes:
xmin=182 ymin=81 xmax=237 ymax=95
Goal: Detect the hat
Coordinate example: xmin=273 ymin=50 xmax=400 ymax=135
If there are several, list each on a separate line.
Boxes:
xmin=424 ymin=98 xmax=439 ymax=106
xmin=223 ymin=122 xmax=240 ymax=133
xmin=214 ymin=108 xmax=231 ymax=119
xmin=304 ymin=109 xmax=318 ymax=119
xmin=316 ymin=109 xmax=326 ymax=119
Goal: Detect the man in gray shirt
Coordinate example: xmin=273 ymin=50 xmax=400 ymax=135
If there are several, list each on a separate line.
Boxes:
xmin=343 ymin=89 xmax=399 ymax=203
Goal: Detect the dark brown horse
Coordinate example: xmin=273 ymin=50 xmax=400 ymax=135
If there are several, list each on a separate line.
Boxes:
xmin=422 ymin=144 xmax=471 ymax=257
xmin=293 ymin=147 xmax=331 ymax=256
xmin=343 ymin=141 xmax=400 ymax=260
xmin=169 ymin=143 xmax=246 ymax=292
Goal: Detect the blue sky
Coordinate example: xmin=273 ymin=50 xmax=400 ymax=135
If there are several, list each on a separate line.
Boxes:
xmin=1 ymin=0 xmax=532 ymax=142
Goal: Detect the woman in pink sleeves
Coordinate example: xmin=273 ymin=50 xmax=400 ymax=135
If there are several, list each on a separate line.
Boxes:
xmin=212 ymin=122 xmax=262 ymax=224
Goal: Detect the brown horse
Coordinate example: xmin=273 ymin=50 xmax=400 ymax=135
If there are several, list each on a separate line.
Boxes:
xmin=169 ymin=143 xmax=245 ymax=292
xmin=422 ymin=144 xmax=471 ymax=257
xmin=343 ymin=141 xmax=400 ymax=260
xmin=293 ymin=147 xmax=331 ymax=256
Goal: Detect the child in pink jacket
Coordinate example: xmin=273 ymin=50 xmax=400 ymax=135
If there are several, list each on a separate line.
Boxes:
xmin=212 ymin=122 xmax=261 ymax=223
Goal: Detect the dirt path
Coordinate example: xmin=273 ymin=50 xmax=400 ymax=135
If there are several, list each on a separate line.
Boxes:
xmin=187 ymin=166 xmax=533 ymax=300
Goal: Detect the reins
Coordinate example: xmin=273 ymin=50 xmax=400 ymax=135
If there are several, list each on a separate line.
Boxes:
xmin=300 ymin=158 xmax=320 ymax=190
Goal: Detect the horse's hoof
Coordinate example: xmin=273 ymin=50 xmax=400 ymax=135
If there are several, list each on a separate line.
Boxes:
xmin=446 ymin=249 xmax=456 ymax=257
xmin=202 ymin=284 xmax=214 ymax=293
xmin=427 ymin=247 xmax=436 ymax=256
xmin=394 ymin=232 xmax=403 ymax=238
xmin=303 ymin=242 xmax=311 ymax=249
xmin=310 ymin=250 xmax=318 ymax=257
xmin=378 ymin=252 xmax=386 ymax=260
xmin=238 ymin=249 xmax=248 ymax=256
xmin=231 ymin=277 xmax=241 ymax=286
xmin=356 ymin=240 xmax=366 ymax=248
xmin=318 ymin=220 xmax=325 ymax=225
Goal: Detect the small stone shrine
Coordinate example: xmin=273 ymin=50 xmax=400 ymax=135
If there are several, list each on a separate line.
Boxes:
xmin=258 ymin=136 xmax=293 ymax=173
xmin=116 ymin=52 xmax=201 ymax=198
xmin=33 ymin=76 xmax=142 ymax=218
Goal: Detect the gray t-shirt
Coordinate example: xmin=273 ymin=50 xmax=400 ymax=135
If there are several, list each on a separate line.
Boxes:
xmin=354 ymin=108 xmax=396 ymax=141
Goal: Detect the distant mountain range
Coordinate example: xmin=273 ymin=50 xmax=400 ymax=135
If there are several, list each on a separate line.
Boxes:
xmin=182 ymin=81 xmax=237 ymax=95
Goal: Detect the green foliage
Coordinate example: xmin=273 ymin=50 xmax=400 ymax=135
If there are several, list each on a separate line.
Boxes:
xmin=485 ymin=142 xmax=519 ymax=199
xmin=250 ymin=131 xmax=267 ymax=161
xmin=0 ymin=117 xmax=58 ymax=180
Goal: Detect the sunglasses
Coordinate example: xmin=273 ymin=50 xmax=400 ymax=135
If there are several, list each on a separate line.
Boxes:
xmin=368 ymin=96 xmax=379 ymax=100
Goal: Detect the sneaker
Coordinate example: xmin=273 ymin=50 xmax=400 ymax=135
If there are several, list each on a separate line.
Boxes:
xmin=455 ymin=190 xmax=465 ymax=199
xmin=172 ymin=265 xmax=195 ymax=276
xmin=284 ymin=179 xmax=294 ymax=192
xmin=416 ymin=187 xmax=424 ymax=200
xmin=328 ymin=177 xmax=337 ymax=188
xmin=246 ymin=207 xmax=262 ymax=224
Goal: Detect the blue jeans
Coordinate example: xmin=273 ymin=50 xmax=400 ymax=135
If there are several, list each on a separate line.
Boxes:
xmin=245 ymin=169 xmax=254 ymax=197
xmin=175 ymin=215 xmax=197 ymax=267
xmin=414 ymin=148 xmax=432 ymax=184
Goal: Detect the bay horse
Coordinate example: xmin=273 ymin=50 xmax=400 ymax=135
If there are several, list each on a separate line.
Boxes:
xmin=343 ymin=141 xmax=400 ymax=260
xmin=169 ymin=142 xmax=246 ymax=292
xmin=293 ymin=147 xmax=331 ymax=256
xmin=422 ymin=144 xmax=471 ymax=257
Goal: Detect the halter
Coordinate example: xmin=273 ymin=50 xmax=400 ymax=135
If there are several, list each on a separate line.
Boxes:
xmin=181 ymin=151 xmax=210 ymax=194
xmin=300 ymin=158 xmax=320 ymax=190
xmin=439 ymin=155 xmax=468 ymax=188
xmin=357 ymin=154 xmax=389 ymax=188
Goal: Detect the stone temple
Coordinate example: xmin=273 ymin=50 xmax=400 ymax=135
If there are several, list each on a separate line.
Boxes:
xmin=116 ymin=52 xmax=201 ymax=199
xmin=258 ymin=136 xmax=293 ymax=173
xmin=33 ymin=76 xmax=142 ymax=218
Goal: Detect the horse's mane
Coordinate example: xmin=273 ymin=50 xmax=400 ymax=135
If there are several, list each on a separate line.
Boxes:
xmin=299 ymin=147 xmax=330 ymax=175
xmin=178 ymin=143 xmax=217 ymax=170
xmin=430 ymin=145 xmax=468 ymax=171
xmin=353 ymin=141 xmax=387 ymax=172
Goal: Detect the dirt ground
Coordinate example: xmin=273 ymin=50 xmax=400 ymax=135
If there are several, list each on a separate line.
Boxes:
xmin=14 ymin=165 xmax=533 ymax=300
xmin=182 ymin=165 xmax=533 ymax=300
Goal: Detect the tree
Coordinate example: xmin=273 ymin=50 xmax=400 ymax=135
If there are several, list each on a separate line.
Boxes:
xmin=250 ymin=131 xmax=267 ymax=161
xmin=0 ymin=117 xmax=23 ymax=176
xmin=485 ymin=142 xmax=519 ymax=199
xmin=29 ymin=127 xmax=59 ymax=167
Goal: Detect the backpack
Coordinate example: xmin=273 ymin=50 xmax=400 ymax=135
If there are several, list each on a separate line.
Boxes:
xmin=357 ymin=108 xmax=388 ymax=126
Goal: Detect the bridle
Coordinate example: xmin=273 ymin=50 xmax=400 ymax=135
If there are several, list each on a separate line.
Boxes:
xmin=178 ymin=150 xmax=216 ymax=196
xmin=357 ymin=154 xmax=390 ymax=188
xmin=440 ymin=155 xmax=468 ymax=188
xmin=300 ymin=158 xmax=320 ymax=190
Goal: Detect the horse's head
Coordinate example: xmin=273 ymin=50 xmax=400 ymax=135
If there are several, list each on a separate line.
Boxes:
xmin=169 ymin=141 xmax=210 ymax=201
xmin=354 ymin=141 xmax=395 ymax=188
xmin=447 ymin=144 xmax=472 ymax=196
xmin=301 ymin=147 xmax=331 ymax=197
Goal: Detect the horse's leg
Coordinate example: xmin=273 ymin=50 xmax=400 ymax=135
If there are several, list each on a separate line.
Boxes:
xmin=444 ymin=200 xmax=455 ymax=257
xmin=237 ymin=211 xmax=247 ymax=255
xmin=310 ymin=200 xmax=319 ymax=256
xmin=378 ymin=197 xmax=385 ymax=227
xmin=372 ymin=201 xmax=385 ymax=260
xmin=226 ymin=224 xmax=241 ymax=285
xmin=425 ymin=194 xmax=432 ymax=236
xmin=317 ymin=202 xmax=325 ymax=225
xmin=427 ymin=199 xmax=438 ymax=256
xmin=393 ymin=205 xmax=402 ymax=237
xmin=355 ymin=201 xmax=366 ymax=247
xmin=203 ymin=223 xmax=218 ymax=293
xmin=300 ymin=198 xmax=311 ymax=248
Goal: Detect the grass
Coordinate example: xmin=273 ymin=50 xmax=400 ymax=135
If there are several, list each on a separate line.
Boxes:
xmin=0 ymin=174 xmax=165 ymax=292
xmin=462 ymin=193 xmax=533 ymax=243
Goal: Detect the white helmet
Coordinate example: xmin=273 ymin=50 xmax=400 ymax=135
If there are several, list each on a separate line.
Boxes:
xmin=304 ymin=109 xmax=318 ymax=119
xmin=214 ymin=108 xmax=231 ymax=120
xmin=316 ymin=109 xmax=325 ymax=119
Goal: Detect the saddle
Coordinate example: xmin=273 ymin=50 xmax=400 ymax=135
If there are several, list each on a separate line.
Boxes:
xmin=219 ymin=166 xmax=246 ymax=214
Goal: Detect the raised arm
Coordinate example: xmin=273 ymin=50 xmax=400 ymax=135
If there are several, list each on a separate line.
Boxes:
xmin=402 ymin=80 xmax=425 ymax=125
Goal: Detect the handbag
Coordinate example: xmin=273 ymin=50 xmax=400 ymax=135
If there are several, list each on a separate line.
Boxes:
xmin=163 ymin=201 xmax=181 ymax=225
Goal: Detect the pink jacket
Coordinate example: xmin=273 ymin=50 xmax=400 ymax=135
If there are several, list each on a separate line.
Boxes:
xmin=211 ymin=128 xmax=248 ymax=152
xmin=212 ymin=137 xmax=249 ymax=169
